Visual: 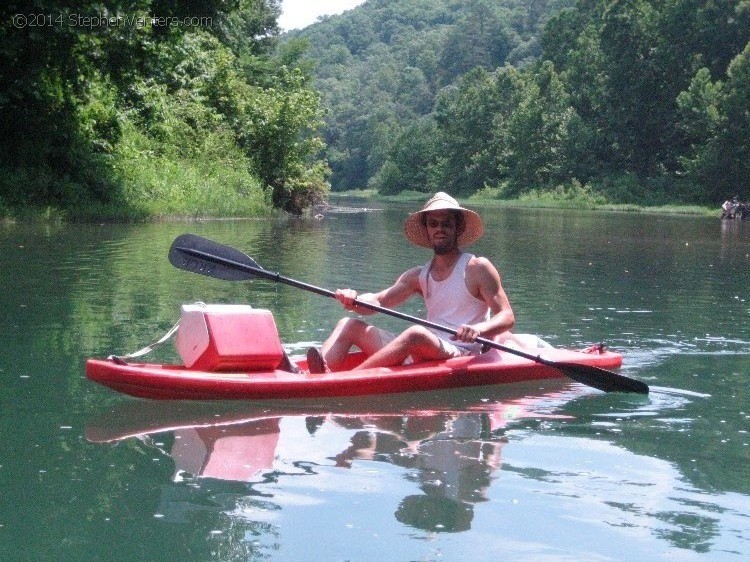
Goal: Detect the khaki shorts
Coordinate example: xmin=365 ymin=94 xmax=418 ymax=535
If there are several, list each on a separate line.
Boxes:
xmin=376 ymin=328 xmax=478 ymax=365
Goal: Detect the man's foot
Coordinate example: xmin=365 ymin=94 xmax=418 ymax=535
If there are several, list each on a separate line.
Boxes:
xmin=581 ymin=343 xmax=606 ymax=354
xmin=279 ymin=351 xmax=302 ymax=374
xmin=306 ymin=347 xmax=331 ymax=374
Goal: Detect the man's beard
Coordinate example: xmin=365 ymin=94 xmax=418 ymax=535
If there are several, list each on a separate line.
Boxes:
xmin=432 ymin=237 xmax=458 ymax=255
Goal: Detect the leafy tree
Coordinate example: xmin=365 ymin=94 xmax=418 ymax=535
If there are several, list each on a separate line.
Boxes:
xmin=0 ymin=0 xmax=328 ymax=215
xmin=397 ymin=66 xmax=432 ymax=114
xmin=437 ymin=0 xmax=514 ymax=85
xmin=678 ymin=46 xmax=750 ymax=200
xmin=540 ymin=0 xmax=749 ymax=202
xmin=432 ymin=68 xmax=510 ymax=195
xmin=288 ymin=0 xmax=573 ymax=192
xmin=499 ymin=61 xmax=581 ymax=193
xmin=369 ymin=118 xmax=438 ymax=194
xmin=597 ymin=0 xmax=671 ymax=176
xmin=285 ymin=0 xmax=748 ymax=203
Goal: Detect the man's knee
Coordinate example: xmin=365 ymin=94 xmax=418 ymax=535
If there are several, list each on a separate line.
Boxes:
xmin=399 ymin=325 xmax=433 ymax=346
xmin=336 ymin=316 xmax=368 ymax=334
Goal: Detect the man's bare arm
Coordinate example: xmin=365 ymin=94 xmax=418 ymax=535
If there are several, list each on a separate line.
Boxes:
xmin=335 ymin=267 xmax=422 ymax=315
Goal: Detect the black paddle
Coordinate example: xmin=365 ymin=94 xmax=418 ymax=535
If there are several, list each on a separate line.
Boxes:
xmin=168 ymin=234 xmax=649 ymax=394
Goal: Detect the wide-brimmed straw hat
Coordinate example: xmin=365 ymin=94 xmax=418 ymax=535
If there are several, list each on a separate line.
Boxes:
xmin=403 ymin=192 xmax=484 ymax=248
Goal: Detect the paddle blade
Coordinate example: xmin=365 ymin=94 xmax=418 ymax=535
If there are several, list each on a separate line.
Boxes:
xmin=169 ymin=234 xmax=262 ymax=281
xmin=485 ymin=339 xmax=649 ymax=394
xmin=555 ymin=362 xmax=649 ymax=394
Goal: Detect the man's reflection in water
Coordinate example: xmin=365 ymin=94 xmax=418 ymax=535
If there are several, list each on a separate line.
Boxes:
xmin=328 ymin=413 xmax=505 ymax=532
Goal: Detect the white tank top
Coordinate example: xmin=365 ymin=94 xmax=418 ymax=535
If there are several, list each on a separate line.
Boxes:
xmin=418 ymin=253 xmax=490 ymax=351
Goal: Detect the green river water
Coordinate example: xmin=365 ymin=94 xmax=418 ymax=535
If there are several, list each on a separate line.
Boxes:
xmin=0 ymin=201 xmax=748 ymax=561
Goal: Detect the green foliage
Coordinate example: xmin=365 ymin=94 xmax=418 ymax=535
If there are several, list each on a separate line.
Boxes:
xmin=539 ymin=0 xmax=750 ymax=201
xmin=0 ymin=0 xmax=328 ymax=218
xmin=369 ymin=118 xmax=438 ymax=194
xmin=111 ymin=119 xmax=268 ymax=219
xmin=234 ymin=67 xmax=330 ymax=212
xmin=437 ymin=0 xmax=515 ymax=85
xmin=498 ymin=61 xmax=580 ymax=194
xmin=6 ymin=0 xmax=747 ymax=215
xmin=677 ymin=44 xmax=750 ymax=201
xmin=515 ymin=180 xmax=608 ymax=208
xmin=292 ymin=0 xmax=749 ymax=205
xmin=432 ymin=66 xmax=523 ymax=195
xmin=288 ymin=0 xmax=575 ymax=192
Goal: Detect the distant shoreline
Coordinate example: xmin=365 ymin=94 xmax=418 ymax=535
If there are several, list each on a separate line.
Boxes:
xmin=330 ymin=190 xmax=719 ymax=217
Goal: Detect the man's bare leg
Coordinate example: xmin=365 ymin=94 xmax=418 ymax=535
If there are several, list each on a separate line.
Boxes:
xmin=354 ymin=326 xmax=452 ymax=370
xmin=321 ymin=317 xmax=387 ymax=369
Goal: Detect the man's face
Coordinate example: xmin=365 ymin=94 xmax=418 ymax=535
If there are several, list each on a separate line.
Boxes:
xmin=425 ymin=210 xmax=461 ymax=255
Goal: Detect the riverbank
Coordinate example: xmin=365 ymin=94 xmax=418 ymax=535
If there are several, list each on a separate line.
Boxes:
xmin=2 ymin=186 xmax=720 ymax=225
xmin=331 ymin=189 xmax=718 ymax=217
xmin=0 ymin=202 xmax=275 ymax=225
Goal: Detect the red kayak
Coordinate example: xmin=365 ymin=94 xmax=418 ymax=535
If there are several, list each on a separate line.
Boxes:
xmin=85 ymin=304 xmax=627 ymax=400
xmin=85 ymin=346 xmax=622 ymax=401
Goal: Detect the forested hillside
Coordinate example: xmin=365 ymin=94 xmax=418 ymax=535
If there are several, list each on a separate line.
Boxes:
xmin=289 ymin=0 xmax=749 ymax=204
xmin=0 ymin=0 xmax=328 ymax=218
xmin=3 ymin=1 xmax=748 ymax=218
xmin=287 ymin=0 xmax=574 ymax=193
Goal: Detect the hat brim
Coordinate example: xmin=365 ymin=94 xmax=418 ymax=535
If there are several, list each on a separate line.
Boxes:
xmin=403 ymin=207 xmax=484 ymax=248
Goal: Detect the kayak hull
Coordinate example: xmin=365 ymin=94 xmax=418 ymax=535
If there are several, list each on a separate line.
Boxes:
xmin=85 ymin=348 xmax=623 ymax=401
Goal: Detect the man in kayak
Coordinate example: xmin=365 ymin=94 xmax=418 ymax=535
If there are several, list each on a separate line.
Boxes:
xmin=306 ymin=192 xmax=516 ymax=373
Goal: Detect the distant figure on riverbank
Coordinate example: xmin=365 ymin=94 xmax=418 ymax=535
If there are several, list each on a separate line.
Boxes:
xmin=721 ymin=196 xmax=749 ymax=220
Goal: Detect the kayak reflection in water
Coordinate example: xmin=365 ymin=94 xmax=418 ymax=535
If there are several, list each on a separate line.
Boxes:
xmin=86 ymin=389 xmax=570 ymax=529
xmin=153 ymin=410 xmax=507 ymax=532
xmin=306 ymin=192 xmax=517 ymax=373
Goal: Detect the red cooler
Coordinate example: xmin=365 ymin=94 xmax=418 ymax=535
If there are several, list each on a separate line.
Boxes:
xmin=175 ymin=304 xmax=284 ymax=372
